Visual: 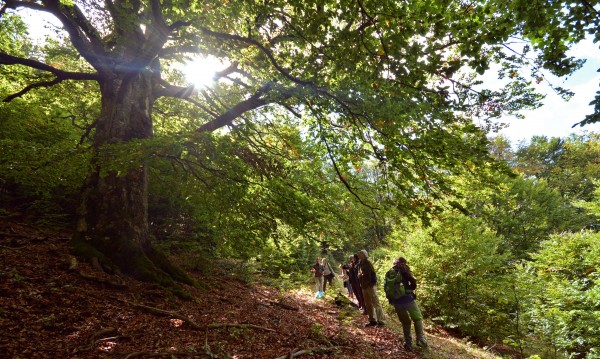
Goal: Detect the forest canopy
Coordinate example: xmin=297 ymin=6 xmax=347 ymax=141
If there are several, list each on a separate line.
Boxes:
xmin=1 ymin=1 xmax=600 ymax=357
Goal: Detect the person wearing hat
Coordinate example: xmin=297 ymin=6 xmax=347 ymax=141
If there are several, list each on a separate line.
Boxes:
xmin=357 ymin=249 xmax=386 ymax=326
xmin=387 ymin=256 xmax=427 ymax=350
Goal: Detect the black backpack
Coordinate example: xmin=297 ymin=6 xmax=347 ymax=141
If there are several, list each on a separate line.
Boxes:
xmin=313 ymin=263 xmax=324 ymax=276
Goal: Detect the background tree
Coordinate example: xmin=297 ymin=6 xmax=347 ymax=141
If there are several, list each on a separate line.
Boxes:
xmin=379 ymin=132 xmax=599 ymax=356
xmin=521 ymin=230 xmax=600 ymax=358
xmin=0 ymin=14 xmax=92 ymax=225
xmin=470 ymin=174 xmax=589 ymax=259
xmin=514 ymin=134 xmax=600 ymax=202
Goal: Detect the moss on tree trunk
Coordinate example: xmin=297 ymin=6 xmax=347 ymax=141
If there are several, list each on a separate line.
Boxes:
xmin=71 ymin=231 xmax=195 ymax=296
xmin=70 ymin=70 xmax=194 ymax=297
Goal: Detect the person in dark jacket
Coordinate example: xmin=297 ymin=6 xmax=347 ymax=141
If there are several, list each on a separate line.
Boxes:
xmin=388 ymin=256 xmax=427 ymax=350
xmin=311 ymin=257 xmax=324 ymax=297
xmin=339 ymin=256 xmax=354 ymax=299
xmin=348 ymin=254 xmax=366 ymax=312
xmin=357 ymin=249 xmax=386 ymax=326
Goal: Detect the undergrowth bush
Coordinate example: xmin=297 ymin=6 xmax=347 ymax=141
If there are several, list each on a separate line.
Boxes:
xmin=382 ymin=214 xmax=512 ymax=340
xmin=520 ymin=231 xmax=600 ymax=359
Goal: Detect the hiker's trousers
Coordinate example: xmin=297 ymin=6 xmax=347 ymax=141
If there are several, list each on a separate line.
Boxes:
xmin=362 ymin=285 xmax=386 ymax=324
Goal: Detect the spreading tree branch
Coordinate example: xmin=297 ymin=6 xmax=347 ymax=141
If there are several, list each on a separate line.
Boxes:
xmin=0 ymin=52 xmax=99 ymax=102
xmin=155 ymin=80 xmax=289 ymax=133
xmin=198 ymin=27 xmax=313 ymax=88
xmin=153 ymin=82 xmax=219 ymax=117
xmin=67 ymin=1 xmax=106 ymax=52
xmin=39 ymin=0 xmax=108 ymax=69
xmin=580 ymin=0 xmax=600 ymax=17
xmin=3 ymin=77 xmax=61 ymax=102
xmin=158 ymin=45 xmax=205 ymax=58
xmin=0 ymin=0 xmax=46 ymax=17
xmin=179 ymin=28 xmax=360 ymax=124
xmin=317 ymin=121 xmax=378 ymax=211
xmin=214 ymin=61 xmax=239 ymax=80
xmin=196 ymin=83 xmax=293 ymax=133
xmin=0 ymin=52 xmax=97 ymax=80
xmin=126 ymin=0 xmax=191 ymax=72
xmin=153 ymin=82 xmax=195 ymax=98
xmin=197 ymin=87 xmax=270 ymax=133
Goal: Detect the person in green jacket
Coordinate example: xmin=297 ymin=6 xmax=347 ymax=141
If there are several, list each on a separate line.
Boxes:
xmin=357 ymin=249 xmax=386 ymax=327
xmin=386 ymin=256 xmax=427 ymax=350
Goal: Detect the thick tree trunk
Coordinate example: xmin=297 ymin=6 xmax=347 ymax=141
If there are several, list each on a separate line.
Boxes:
xmin=71 ymin=71 xmax=192 ymax=288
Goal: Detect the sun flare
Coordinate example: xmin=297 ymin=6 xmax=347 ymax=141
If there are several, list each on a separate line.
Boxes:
xmin=182 ymin=56 xmax=225 ymax=89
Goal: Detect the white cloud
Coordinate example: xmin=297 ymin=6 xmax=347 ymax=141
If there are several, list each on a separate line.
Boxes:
xmin=494 ymin=37 xmax=600 ymax=143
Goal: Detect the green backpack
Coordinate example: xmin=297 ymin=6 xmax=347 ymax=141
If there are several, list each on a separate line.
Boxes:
xmin=384 ymin=268 xmax=406 ymax=302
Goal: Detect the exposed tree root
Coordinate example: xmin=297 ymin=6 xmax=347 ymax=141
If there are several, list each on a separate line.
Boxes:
xmin=77 ymin=270 xmax=128 ymax=289
xmin=273 ymin=300 xmax=299 ymax=311
xmin=111 ymin=297 xmax=202 ymax=330
xmin=0 ymin=244 xmax=24 ymax=250
xmin=207 ymin=323 xmax=276 ymax=332
xmin=124 ymin=351 xmax=204 ymax=358
xmin=259 ymin=300 xmax=300 ymax=311
xmin=334 ymin=292 xmax=359 ymax=308
xmin=69 ymin=257 xmax=127 ymax=289
xmin=273 ymin=346 xmax=346 ymax=359
xmin=0 ymin=232 xmax=36 ymax=239
xmin=252 ymin=289 xmax=299 ymax=311
xmin=79 ymin=327 xmax=117 ymax=351
xmin=209 ymin=291 xmax=234 ymax=304
xmin=70 ymin=234 xmax=196 ymax=300
xmin=113 ymin=296 xmax=278 ymax=335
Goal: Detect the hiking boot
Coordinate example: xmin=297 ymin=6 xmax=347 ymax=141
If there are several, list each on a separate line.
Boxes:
xmin=364 ymin=321 xmax=378 ymax=327
xmin=414 ymin=320 xmax=428 ymax=347
xmin=402 ymin=322 xmax=413 ymax=351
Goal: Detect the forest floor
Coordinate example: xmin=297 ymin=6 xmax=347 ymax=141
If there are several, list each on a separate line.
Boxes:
xmin=0 ymin=219 xmax=509 ymax=358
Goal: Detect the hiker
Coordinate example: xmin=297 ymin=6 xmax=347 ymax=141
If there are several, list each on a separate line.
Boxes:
xmin=348 ymin=254 xmax=366 ymax=312
xmin=385 ymin=256 xmax=427 ymax=350
xmin=322 ymin=257 xmax=335 ymax=292
xmin=339 ymin=261 xmax=353 ymax=299
xmin=357 ymin=249 xmax=386 ymax=326
xmin=311 ymin=257 xmax=324 ymax=298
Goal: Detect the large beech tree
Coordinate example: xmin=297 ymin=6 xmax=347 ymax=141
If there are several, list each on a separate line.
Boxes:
xmin=0 ymin=0 xmax=596 ymax=284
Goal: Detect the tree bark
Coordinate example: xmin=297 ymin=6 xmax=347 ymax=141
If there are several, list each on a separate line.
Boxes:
xmin=82 ymin=71 xmax=153 ymax=247
xmin=71 ymin=69 xmax=192 ymax=288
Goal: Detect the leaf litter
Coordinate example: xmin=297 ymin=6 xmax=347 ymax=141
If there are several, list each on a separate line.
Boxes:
xmin=0 ymin=220 xmax=421 ymax=358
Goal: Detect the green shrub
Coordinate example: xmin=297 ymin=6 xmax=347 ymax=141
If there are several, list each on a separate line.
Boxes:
xmin=522 ymin=231 xmax=600 ymax=358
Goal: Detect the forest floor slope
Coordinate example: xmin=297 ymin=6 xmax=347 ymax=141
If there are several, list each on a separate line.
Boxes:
xmin=0 ymin=219 xmax=504 ymax=358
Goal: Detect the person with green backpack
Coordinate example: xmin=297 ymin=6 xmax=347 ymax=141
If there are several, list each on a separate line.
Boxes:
xmin=384 ymin=256 xmax=428 ymax=351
